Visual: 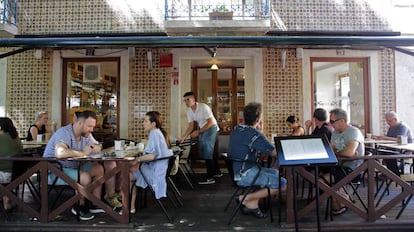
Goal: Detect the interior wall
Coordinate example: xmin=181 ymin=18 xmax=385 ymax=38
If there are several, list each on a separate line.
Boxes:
xmin=315 ymin=68 xmax=337 ymax=110
xmin=395 ymin=51 xmax=414 ymax=131
xmin=349 ymin=62 xmax=365 ymax=132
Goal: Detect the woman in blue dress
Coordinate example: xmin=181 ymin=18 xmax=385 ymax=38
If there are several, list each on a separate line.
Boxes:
xmin=129 ymin=111 xmax=173 ymax=213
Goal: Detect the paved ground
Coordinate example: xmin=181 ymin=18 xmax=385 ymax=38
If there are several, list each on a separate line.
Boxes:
xmin=2 ymin=170 xmax=414 ymax=231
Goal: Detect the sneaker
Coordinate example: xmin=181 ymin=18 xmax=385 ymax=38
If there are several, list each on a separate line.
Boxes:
xmin=113 ymin=191 xmax=123 ymax=201
xmin=106 ymin=195 xmax=123 ymax=209
xmin=213 ymin=173 xmax=223 ymax=178
xmin=89 ymin=204 xmax=105 ymax=214
xmin=119 ymin=208 xmax=135 ymax=215
xmin=71 ymin=205 xmax=95 ymax=221
xmin=198 ymin=178 xmax=216 ymax=185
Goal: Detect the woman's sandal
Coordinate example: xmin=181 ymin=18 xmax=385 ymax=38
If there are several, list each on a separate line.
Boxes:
xmin=332 ymin=206 xmax=348 ymax=216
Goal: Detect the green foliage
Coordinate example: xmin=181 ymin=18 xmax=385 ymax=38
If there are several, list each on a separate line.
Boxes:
xmin=212 ymin=5 xmax=229 ymax=12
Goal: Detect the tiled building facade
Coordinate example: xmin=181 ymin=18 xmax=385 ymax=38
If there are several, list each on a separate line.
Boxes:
xmin=1 ymin=0 xmax=401 ymax=141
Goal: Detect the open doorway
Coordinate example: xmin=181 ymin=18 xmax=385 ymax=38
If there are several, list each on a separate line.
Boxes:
xmin=62 ymin=57 xmax=120 ymax=148
xmin=311 ymin=57 xmax=370 ymax=134
xmin=191 ymin=60 xmax=245 ymax=157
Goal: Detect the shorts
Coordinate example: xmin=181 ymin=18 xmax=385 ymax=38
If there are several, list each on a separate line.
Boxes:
xmin=0 ymin=171 xmax=12 ymax=184
xmin=333 ymin=166 xmax=355 ymax=183
xmin=48 ymin=162 xmax=93 ymax=185
xmin=237 ymin=166 xmax=287 ymax=189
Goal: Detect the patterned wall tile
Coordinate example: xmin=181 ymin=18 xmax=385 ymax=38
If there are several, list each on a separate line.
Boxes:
xmin=378 ymin=48 xmax=396 ymax=134
xmin=18 ymin=0 xmax=164 ymax=35
xmin=263 ymin=48 xmax=303 ymax=137
xmin=272 ymin=0 xmax=391 ymax=31
xmin=6 ymin=49 xmax=53 ymax=138
xmin=128 ymin=48 xmax=172 ymax=142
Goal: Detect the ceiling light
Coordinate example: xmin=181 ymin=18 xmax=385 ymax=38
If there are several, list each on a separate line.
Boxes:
xmin=210 ymin=64 xmax=219 ymax=70
xmin=204 ymin=47 xmax=218 ymax=57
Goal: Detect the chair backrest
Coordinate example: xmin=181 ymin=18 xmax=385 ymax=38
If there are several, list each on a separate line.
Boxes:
xmin=180 ymin=146 xmax=191 ymax=159
xmin=167 ymin=155 xmax=179 ymax=176
xmin=11 ymin=152 xmax=38 ymax=181
xmin=168 ymin=155 xmax=179 ymax=176
xmin=224 ymin=156 xmax=261 ymax=186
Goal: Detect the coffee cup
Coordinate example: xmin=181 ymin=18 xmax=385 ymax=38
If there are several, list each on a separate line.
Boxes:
xmin=399 ymin=135 xmax=408 ymax=145
xmin=137 ymin=142 xmax=145 ymax=152
xmin=44 ymin=133 xmax=51 ymax=141
xmin=114 ymin=140 xmax=125 ymax=150
xmin=37 ymin=134 xmax=43 ymax=142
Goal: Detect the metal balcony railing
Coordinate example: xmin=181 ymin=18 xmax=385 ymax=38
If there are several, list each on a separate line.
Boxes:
xmin=165 ymin=0 xmax=270 ymax=20
xmin=1 ymin=0 xmax=18 ymax=25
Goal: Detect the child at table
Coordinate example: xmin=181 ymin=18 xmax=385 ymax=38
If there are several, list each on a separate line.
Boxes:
xmin=129 ymin=111 xmax=173 ymax=213
xmin=0 ymin=117 xmax=23 ymax=210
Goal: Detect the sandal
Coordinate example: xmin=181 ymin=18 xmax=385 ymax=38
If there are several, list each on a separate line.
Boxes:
xmin=332 ymin=206 xmax=348 ymax=216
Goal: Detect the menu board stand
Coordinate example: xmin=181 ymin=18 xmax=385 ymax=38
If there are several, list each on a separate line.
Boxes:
xmin=275 ymin=135 xmax=338 ymax=232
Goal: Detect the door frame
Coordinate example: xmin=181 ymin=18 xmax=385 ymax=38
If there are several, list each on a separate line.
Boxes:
xmin=310 ymin=57 xmax=370 ymax=133
xmin=301 ymin=49 xmax=382 ymax=134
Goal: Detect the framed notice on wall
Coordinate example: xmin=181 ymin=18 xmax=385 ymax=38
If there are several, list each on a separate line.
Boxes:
xmin=275 ymin=135 xmax=337 ymax=166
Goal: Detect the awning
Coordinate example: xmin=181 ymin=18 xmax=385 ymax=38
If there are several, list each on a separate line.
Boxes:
xmin=2 ymin=32 xmax=414 ymax=58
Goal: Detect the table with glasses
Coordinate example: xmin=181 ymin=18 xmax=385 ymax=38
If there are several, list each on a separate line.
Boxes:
xmin=0 ymin=151 xmax=137 ymax=224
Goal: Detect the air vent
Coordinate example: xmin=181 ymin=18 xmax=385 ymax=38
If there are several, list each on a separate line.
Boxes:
xmin=83 ymin=63 xmax=101 ymax=83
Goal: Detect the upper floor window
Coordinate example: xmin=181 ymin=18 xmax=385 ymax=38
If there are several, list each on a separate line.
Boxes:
xmin=0 ymin=0 xmax=18 ymax=25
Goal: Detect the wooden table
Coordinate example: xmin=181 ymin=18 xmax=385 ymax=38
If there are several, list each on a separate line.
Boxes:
xmin=0 ymin=155 xmax=133 ymax=224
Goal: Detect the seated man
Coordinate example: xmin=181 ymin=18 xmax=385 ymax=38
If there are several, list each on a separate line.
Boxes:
xmin=321 ymin=108 xmax=364 ymax=216
xmin=372 ymin=111 xmax=413 ymax=175
xmin=43 ymin=110 xmax=105 ymax=221
xmin=228 ymin=102 xmax=287 ymax=219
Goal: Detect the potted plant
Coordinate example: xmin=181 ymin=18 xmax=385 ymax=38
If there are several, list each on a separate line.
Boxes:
xmin=209 ymin=5 xmax=233 ymax=20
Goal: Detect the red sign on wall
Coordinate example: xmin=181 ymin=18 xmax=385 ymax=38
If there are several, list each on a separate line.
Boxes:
xmin=160 ymin=54 xmax=173 ymax=67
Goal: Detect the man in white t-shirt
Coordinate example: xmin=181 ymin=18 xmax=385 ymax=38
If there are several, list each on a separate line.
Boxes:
xmin=178 ymin=91 xmax=222 ymax=184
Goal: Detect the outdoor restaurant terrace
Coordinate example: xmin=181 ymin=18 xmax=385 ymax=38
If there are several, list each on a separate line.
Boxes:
xmin=2 ymin=1 xmax=414 ymax=231
xmin=2 ymin=139 xmax=414 ymax=232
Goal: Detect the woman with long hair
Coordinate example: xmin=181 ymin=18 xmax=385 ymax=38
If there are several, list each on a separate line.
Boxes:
xmin=0 ymin=117 xmax=23 ymax=210
xmin=129 ymin=111 xmax=173 ymax=213
xmin=27 ymin=111 xmax=55 ymax=141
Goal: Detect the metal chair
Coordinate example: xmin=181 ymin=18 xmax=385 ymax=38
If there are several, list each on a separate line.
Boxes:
xmin=176 ymin=139 xmax=197 ymax=189
xmin=223 ymin=156 xmax=274 ymax=225
xmin=130 ymin=154 xmax=181 ymax=223
xmin=46 ymin=161 xmax=76 ymax=213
